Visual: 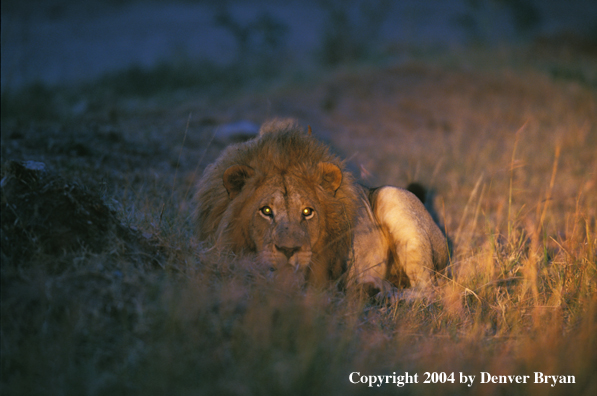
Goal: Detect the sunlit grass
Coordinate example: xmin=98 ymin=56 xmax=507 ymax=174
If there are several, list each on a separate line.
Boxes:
xmin=2 ymin=45 xmax=596 ymax=395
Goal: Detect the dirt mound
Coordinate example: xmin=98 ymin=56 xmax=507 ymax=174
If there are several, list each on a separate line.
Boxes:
xmin=1 ymin=160 xmax=161 ymax=269
xmin=1 ymin=161 xmax=167 ymax=380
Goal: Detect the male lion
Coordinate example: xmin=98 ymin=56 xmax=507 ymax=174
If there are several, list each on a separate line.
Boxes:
xmin=195 ymin=119 xmax=448 ymax=298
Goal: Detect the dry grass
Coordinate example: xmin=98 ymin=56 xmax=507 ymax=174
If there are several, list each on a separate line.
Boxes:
xmin=1 ymin=45 xmax=596 ymax=395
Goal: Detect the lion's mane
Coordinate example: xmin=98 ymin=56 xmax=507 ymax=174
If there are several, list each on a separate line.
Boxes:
xmin=194 ymin=121 xmax=359 ymax=281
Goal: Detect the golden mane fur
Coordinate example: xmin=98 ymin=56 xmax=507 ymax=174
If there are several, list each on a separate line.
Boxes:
xmin=195 ymin=120 xmax=360 ymax=284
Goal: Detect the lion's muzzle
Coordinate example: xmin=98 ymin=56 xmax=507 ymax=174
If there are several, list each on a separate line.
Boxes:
xmin=264 ymin=222 xmax=312 ymax=270
xmin=275 ymin=244 xmax=301 ymax=260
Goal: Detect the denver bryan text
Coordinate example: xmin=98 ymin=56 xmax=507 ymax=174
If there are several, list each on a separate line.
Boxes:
xmin=479 ymin=372 xmax=575 ymax=387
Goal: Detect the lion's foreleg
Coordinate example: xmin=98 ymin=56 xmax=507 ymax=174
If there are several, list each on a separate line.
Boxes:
xmin=372 ymin=186 xmax=436 ymax=292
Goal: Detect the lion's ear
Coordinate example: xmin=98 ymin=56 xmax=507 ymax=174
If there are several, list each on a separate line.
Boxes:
xmin=319 ymin=162 xmax=342 ymax=194
xmin=223 ymin=165 xmax=254 ymax=199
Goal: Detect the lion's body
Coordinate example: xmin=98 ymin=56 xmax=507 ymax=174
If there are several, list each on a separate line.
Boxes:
xmin=195 ymin=119 xmax=448 ymax=294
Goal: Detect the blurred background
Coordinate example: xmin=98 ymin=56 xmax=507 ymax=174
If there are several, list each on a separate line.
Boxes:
xmin=2 ymin=0 xmax=596 ymax=91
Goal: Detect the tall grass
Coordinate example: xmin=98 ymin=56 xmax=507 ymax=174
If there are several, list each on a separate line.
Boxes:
xmin=2 ymin=49 xmax=596 ymax=395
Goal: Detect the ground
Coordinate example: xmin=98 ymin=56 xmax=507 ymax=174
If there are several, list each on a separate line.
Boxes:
xmin=1 ymin=3 xmax=597 ymax=395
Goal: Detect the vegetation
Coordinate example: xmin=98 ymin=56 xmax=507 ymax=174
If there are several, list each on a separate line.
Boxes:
xmin=2 ymin=39 xmax=596 ymax=395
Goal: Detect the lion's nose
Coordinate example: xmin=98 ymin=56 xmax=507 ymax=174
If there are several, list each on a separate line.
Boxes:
xmin=275 ymin=245 xmax=300 ymax=260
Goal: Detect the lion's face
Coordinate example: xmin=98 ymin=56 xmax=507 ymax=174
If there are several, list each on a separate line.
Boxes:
xmin=196 ymin=128 xmax=359 ymax=285
xmin=221 ymin=162 xmax=343 ymax=274
xmin=248 ymin=174 xmax=322 ymax=270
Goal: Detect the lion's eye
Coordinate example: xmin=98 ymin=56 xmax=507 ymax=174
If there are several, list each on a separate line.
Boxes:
xmin=302 ymin=207 xmax=314 ymax=219
xmin=260 ymin=206 xmax=274 ymax=217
